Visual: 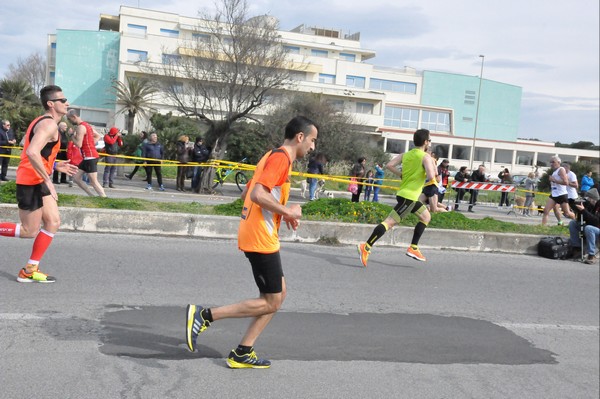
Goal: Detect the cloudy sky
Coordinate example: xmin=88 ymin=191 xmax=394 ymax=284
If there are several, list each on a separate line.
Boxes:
xmin=1 ymin=0 xmax=598 ymax=144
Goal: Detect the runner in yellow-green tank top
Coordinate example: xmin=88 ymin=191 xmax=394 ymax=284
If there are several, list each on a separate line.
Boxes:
xmin=357 ymin=129 xmax=435 ymax=266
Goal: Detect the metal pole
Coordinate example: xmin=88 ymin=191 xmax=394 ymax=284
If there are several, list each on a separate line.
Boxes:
xmin=469 ymin=55 xmax=485 ymax=171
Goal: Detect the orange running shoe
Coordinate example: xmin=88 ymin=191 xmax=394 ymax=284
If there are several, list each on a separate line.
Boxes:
xmin=17 ymin=268 xmax=56 ymax=283
xmin=357 ymin=243 xmax=370 ymax=267
xmin=406 ymin=246 xmax=426 ymax=262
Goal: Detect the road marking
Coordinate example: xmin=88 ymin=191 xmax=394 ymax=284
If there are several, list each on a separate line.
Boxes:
xmin=0 ymin=313 xmax=69 ymax=320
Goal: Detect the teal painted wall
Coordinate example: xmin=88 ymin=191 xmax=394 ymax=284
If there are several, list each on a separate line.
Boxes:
xmin=421 ymin=71 xmax=522 ymax=141
xmin=54 ymin=30 xmax=119 ymax=110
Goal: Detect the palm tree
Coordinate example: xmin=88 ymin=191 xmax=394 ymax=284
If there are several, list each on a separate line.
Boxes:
xmin=111 ymin=77 xmax=158 ymax=134
xmin=0 ymin=79 xmax=42 ymax=134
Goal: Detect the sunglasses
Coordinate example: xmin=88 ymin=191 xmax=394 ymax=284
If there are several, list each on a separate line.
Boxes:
xmin=49 ymin=98 xmax=68 ymax=103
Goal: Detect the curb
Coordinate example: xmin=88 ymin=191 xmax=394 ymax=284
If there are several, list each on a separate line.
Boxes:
xmin=0 ymin=204 xmax=543 ymax=255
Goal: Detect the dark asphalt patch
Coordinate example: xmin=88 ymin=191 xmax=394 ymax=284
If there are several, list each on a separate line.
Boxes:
xmin=99 ymin=306 xmax=557 ymax=364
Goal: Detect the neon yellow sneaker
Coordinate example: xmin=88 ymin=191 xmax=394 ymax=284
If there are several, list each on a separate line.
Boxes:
xmin=185 ymin=304 xmax=210 ymax=352
xmin=16 ymin=268 xmax=56 ymax=283
xmin=226 ymin=349 xmax=271 ymax=369
xmin=357 ymin=243 xmax=370 ymax=267
xmin=406 ymin=246 xmax=426 ymax=262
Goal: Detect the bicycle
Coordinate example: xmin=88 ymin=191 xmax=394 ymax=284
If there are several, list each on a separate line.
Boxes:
xmin=212 ymin=157 xmax=249 ymax=191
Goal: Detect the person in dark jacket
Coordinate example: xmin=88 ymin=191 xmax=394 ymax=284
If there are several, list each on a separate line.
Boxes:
xmin=306 ymin=152 xmax=326 ymax=200
xmin=142 ymin=132 xmax=165 ymax=191
xmin=191 ymin=136 xmax=210 ymax=193
xmin=468 ymin=164 xmax=488 ymax=212
xmin=52 ymin=122 xmax=69 ymax=184
xmin=0 ymin=119 xmax=17 ymax=181
xmin=568 ymin=188 xmax=600 ymax=264
xmin=453 ymin=166 xmax=470 ymax=211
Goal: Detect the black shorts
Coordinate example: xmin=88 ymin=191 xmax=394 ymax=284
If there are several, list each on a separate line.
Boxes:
xmin=422 ymin=184 xmax=439 ymax=198
xmin=245 ymin=251 xmax=284 ymax=294
xmin=79 ymin=158 xmax=98 ymax=173
xmin=551 ymin=194 xmax=568 ymax=204
xmin=389 ymin=196 xmax=426 ymax=223
xmin=16 ymin=183 xmax=51 ymax=211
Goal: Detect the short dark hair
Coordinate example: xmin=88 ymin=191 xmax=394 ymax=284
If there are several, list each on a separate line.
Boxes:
xmin=459 ymin=166 xmax=468 ymax=172
xmin=40 ymin=85 xmax=63 ymax=110
xmin=195 ymin=136 xmax=204 ymax=143
xmin=413 ymin=129 xmax=430 ymax=147
xmin=284 ymin=116 xmax=319 ymax=140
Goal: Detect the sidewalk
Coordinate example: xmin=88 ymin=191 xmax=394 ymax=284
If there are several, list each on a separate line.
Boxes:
xmin=0 ymin=168 xmax=547 ymax=255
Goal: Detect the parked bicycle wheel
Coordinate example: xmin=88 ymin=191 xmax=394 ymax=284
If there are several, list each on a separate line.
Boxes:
xmin=235 ymin=171 xmax=248 ymax=191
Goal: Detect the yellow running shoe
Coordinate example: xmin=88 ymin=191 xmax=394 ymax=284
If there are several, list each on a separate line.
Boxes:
xmin=185 ymin=304 xmax=210 ymax=352
xmin=16 ymin=268 xmax=56 ymax=283
xmin=226 ymin=349 xmax=271 ymax=369
xmin=357 ymin=243 xmax=370 ymax=267
xmin=406 ymin=246 xmax=426 ymax=262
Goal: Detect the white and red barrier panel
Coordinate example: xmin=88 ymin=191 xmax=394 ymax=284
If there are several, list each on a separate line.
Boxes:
xmin=451 ymin=181 xmax=516 ymax=192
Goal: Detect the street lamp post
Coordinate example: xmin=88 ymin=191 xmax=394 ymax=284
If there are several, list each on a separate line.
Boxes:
xmin=470 ymin=55 xmax=485 ymax=171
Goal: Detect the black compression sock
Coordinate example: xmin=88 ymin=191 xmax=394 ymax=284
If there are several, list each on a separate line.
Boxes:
xmin=236 ymin=345 xmax=253 ymax=354
xmin=202 ymin=308 xmax=213 ymax=323
xmin=411 ymin=221 xmax=427 ymax=246
xmin=366 ymin=222 xmax=389 ymax=247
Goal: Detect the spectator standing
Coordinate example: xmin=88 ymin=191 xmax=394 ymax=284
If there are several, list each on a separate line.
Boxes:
xmin=66 ymin=109 xmax=106 ymax=197
xmin=364 ymin=170 xmax=374 ymax=201
xmin=498 ymin=168 xmax=513 ymax=207
xmin=468 ymin=164 xmax=488 ymax=212
xmin=52 ymin=122 xmax=69 ymax=184
xmin=125 ymin=131 xmax=148 ymax=180
xmin=453 ymin=166 xmax=471 ymax=211
xmin=523 ymin=172 xmax=537 ymax=216
xmin=437 ymin=159 xmax=450 ymax=204
xmin=102 ymin=127 xmax=123 ymax=188
xmin=307 ymin=153 xmax=326 ymax=201
xmin=350 ymin=157 xmax=366 ymax=202
xmin=568 ymin=188 xmax=600 ymax=264
xmin=580 ymin=171 xmax=594 ymax=194
xmin=176 ymin=135 xmax=193 ymax=191
xmin=0 ymin=119 xmax=17 ymax=181
xmin=142 ymin=132 xmax=165 ymax=191
xmin=372 ymin=163 xmax=385 ymax=202
xmin=191 ymin=136 xmax=210 ymax=193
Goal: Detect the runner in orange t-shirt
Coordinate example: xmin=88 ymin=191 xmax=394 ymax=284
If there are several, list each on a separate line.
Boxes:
xmin=0 ymin=85 xmax=79 ymax=283
xmin=185 ymin=116 xmax=318 ymax=369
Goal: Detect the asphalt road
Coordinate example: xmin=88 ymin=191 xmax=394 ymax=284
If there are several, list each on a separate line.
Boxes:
xmin=1 ymin=233 xmax=598 ymax=398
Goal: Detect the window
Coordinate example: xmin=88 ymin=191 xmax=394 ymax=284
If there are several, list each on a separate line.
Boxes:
xmin=160 ymin=28 xmax=179 ymax=38
xmin=340 ymin=53 xmax=356 ymax=62
xmin=311 ymin=49 xmax=328 ymax=58
xmin=431 ymin=144 xmax=449 ymax=159
xmin=386 ymin=139 xmax=406 ymax=154
xmin=162 ymin=54 xmax=181 ymax=64
xmin=384 ymin=106 xmax=418 ymax=129
xmin=127 ymin=49 xmax=148 ymax=63
xmin=494 ymin=149 xmax=513 ymax=164
xmin=516 ymin=151 xmax=534 ymax=165
xmin=370 ymin=78 xmax=417 ymax=94
xmin=127 ymin=24 xmax=147 ymax=36
xmin=356 ymin=102 xmax=374 ymax=114
xmin=452 ymin=145 xmax=471 ymax=160
xmin=318 ymin=73 xmax=335 ymax=84
xmin=536 ymin=153 xmax=554 ymax=167
xmin=171 ymin=82 xmax=184 ymax=94
xmin=193 ymin=33 xmax=211 ymax=43
xmin=421 ymin=110 xmax=450 ymax=132
xmin=474 ymin=148 xmax=492 ymax=163
xmin=462 ymin=117 xmax=474 ymax=122
xmin=289 ymin=71 xmax=306 ymax=81
xmin=326 ymin=99 xmax=344 ymax=112
xmin=284 ymin=45 xmax=300 ymax=54
xmin=346 ymin=75 xmax=365 ymax=88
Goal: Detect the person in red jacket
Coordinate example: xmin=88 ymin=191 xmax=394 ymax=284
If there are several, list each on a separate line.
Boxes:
xmin=102 ymin=127 xmax=123 ymax=188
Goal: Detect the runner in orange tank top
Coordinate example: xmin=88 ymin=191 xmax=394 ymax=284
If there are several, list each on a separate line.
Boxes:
xmin=0 ymin=85 xmax=79 ymax=283
xmin=185 ymin=116 xmax=319 ymax=369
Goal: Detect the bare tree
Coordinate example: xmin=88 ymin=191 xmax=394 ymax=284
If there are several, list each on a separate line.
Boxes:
xmin=5 ymin=52 xmax=46 ymax=96
xmin=143 ymin=0 xmax=294 ymax=190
